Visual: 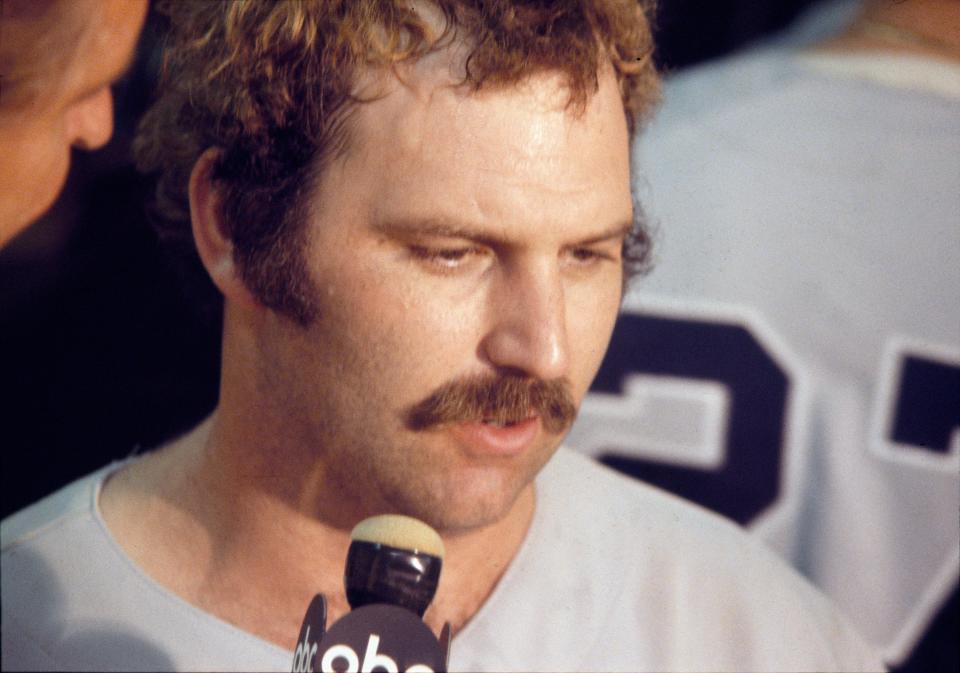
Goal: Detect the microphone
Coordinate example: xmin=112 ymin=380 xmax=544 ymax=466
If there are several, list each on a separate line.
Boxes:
xmin=292 ymin=515 xmax=452 ymax=673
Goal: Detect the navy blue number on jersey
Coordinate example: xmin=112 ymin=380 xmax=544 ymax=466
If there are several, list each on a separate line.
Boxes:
xmin=590 ymin=313 xmax=788 ymax=526
xmin=593 ymin=313 xmax=959 ymax=670
xmin=882 ymin=351 xmax=959 ymax=672
xmin=889 ymin=355 xmax=960 ymax=455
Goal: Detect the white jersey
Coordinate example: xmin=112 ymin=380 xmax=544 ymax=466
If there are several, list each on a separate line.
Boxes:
xmin=567 ymin=15 xmax=960 ymax=668
xmin=2 ymin=449 xmax=881 ymax=672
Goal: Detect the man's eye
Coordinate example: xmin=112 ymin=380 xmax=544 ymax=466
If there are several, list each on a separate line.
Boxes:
xmin=572 ymin=248 xmax=599 ymax=262
xmin=568 ymin=247 xmax=611 ymax=265
xmin=410 ymin=245 xmax=478 ymax=270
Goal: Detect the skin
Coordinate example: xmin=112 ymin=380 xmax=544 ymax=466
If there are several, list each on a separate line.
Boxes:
xmin=0 ymin=0 xmax=147 ymax=247
xmin=820 ymin=0 xmax=960 ymax=61
xmin=101 ymin=58 xmax=633 ymax=646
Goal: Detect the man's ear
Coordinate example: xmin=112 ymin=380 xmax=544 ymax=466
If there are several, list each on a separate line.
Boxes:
xmin=188 ymin=149 xmax=259 ymax=311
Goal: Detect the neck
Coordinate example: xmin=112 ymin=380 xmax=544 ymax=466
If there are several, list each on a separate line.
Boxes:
xmin=101 ymin=404 xmax=535 ymax=651
xmin=818 ymin=0 xmax=960 ymax=62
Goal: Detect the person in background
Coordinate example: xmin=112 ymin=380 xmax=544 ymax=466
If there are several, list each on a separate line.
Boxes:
xmin=569 ymin=0 xmax=958 ymax=669
xmin=0 ymin=0 xmax=148 ymax=248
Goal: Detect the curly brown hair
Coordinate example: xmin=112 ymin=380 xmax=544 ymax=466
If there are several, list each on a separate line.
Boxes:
xmin=134 ymin=0 xmax=659 ymax=325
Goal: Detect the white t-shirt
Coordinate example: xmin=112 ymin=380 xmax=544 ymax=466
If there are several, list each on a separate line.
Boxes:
xmin=2 ymin=448 xmax=881 ymax=672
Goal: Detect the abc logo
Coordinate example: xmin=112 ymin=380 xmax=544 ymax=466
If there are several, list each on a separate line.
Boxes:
xmin=302 ymin=634 xmax=433 ymax=673
xmin=293 ymin=604 xmax=445 ymax=673
xmin=292 ymin=625 xmax=320 ymax=673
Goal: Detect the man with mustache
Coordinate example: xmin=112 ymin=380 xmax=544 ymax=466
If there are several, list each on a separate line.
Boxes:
xmin=2 ymin=1 xmax=882 ymax=670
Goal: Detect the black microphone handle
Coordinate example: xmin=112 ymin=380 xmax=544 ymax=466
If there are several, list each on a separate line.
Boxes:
xmin=345 ymin=540 xmax=442 ymax=617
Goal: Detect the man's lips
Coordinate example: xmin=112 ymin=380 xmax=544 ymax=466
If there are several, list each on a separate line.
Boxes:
xmin=446 ymin=415 xmax=542 ymax=457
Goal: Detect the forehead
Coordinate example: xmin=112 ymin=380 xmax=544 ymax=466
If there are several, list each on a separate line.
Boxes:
xmin=322 ymin=58 xmax=632 ymax=230
xmin=0 ymin=0 xmax=144 ymax=110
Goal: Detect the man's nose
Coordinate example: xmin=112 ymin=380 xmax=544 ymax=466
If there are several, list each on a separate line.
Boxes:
xmin=67 ymin=87 xmax=115 ymax=151
xmin=480 ymin=261 xmax=571 ymax=381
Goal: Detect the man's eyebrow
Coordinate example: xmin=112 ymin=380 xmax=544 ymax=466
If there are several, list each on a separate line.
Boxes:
xmin=371 ymin=217 xmax=495 ymax=242
xmin=372 ymin=217 xmax=635 ymax=246
xmin=573 ymin=220 xmax=635 ymax=246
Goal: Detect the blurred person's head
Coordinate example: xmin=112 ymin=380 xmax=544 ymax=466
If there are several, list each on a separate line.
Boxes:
xmin=0 ymin=0 xmax=148 ymax=248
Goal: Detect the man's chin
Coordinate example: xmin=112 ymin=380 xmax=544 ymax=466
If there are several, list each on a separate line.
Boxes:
xmin=416 ymin=492 xmax=533 ymax=537
xmin=377 ymin=468 xmax=536 ymax=537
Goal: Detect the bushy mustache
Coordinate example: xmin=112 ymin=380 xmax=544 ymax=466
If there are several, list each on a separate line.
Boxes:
xmin=405 ymin=374 xmax=577 ymax=434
